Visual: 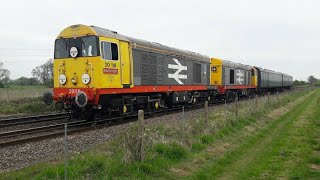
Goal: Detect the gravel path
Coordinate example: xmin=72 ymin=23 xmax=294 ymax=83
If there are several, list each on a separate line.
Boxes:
xmin=0 ymin=106 xmax=219 ymax=173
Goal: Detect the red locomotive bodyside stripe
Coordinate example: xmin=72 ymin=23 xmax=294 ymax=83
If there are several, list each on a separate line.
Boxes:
xmin=53 ymin=85 xmax=209 ymax=103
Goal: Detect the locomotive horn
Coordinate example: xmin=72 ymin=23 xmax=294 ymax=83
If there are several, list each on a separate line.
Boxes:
xmin=43 ymin=91 xmax=53 ymax=105
xmin=75 ymin=91 xmax=88 ymax=108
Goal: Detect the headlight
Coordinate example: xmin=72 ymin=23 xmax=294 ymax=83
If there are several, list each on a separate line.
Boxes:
xmin=70 ymin=47 xmax=78 ymax=58
xmin=82 ymin=73 xmax=90 ymax=85
xmin=59 ymin=74 xmax=67 ymax=85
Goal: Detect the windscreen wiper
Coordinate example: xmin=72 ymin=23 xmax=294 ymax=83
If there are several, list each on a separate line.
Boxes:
xmin=81 ymin=34 xmax=90 ymax=48
xmin=61 ymin=38 xmax=69 ymax=51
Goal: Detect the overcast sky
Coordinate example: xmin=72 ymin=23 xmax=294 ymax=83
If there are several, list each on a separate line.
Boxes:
xmin=0 ymin=0 xmax=319 ymax=80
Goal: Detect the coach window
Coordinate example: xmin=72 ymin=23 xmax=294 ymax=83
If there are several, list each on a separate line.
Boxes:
xmin=101 ymin=41 xmax=118 ymax=60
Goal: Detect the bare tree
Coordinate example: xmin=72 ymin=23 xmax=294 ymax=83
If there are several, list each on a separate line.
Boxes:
xmin=32 ymin=59 xmax=53 ymax=87
xmin=32 ymin=59 xmax=53 ymax=82
xmin=0 ymin=62 xmax=10 ymax=80
xmin=0 ymin=62 xmax=10 ymax=88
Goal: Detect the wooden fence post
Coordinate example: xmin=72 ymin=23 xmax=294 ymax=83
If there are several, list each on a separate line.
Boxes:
xmin=182 ymin=106 xmax=185 ymax=122
xmin=204 ymin=101 xmax=209 ymax=131
xmin=138 ymin=110 xmax=145 ymax=161
xmin=235 ymin=95 xmax=239 ymax=120
xmin=255 ymin=95 xmax=259 ymax=109
xmin=64 ymin=123 xmax=68 ymax=180
xmin=180 ymin=106 xmax=185 ymax=140
xmin=224 ymin=100 xmax=227 ymax=123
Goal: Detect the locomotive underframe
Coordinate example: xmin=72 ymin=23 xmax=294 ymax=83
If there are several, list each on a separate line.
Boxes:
xmin=53 ymin=85 xmax=292 ymax=120
xmin=59 ymin=90 xmax=218 ymax=120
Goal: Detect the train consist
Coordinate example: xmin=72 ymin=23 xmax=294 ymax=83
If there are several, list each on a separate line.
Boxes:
xmin=44 ymin=24 xmax=293 ymax=119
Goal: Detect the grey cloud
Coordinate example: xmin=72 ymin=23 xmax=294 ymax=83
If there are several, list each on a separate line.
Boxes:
xmin=0 ymin=0 xmax=319 ymax=80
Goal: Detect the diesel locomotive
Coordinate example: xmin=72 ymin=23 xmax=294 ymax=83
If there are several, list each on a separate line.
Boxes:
xmin=44 ymin=24 xmax=293 ymax=119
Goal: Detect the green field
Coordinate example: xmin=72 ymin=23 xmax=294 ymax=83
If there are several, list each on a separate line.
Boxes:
xmin=2 ymin=89 xmax=320 ymax=179
xmin=0 ymin=86 xmax=55 ymax=115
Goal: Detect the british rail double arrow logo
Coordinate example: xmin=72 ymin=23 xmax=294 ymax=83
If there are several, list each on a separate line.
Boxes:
xmin=168 ymin=58 xmax=187 ymax=84
xmin=236 ymin=69 xmax=244 ymax=84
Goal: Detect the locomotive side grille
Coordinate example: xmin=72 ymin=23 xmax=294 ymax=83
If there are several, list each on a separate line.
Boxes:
xmin=149 ymin=55 xmax=157 ymax=83
xmin=141 ymin=53 xmax=149 ymax=81
xmin=157 ymin=56 xmax=164 ymax=85
xmin=140 ymin=52 xmax=157 ymax=84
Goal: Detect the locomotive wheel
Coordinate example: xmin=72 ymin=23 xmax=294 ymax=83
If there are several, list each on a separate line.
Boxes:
xmin=55 ymin=102 xmax=64 ymax=112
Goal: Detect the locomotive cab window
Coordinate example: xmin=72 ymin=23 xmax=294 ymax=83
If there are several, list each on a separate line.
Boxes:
xmin=230 ymin=69 xmax=235 ymax=84
xmin=82 ymin=36 xmax=98 ymax=57
xmin=55 ymin=39 xmax=69 ymax=59
xmin=101 ymin=41 xmax=118 ymax=60
xmin=54 ymin=36 xmax=99 ymax=59
xmin=251 ymin=69 xmax=255 ymax=76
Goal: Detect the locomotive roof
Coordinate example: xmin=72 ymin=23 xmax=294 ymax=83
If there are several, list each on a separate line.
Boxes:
xmin=90 ymin=25 xmax=210 ymax=62
xmin=220 ymin=59 xmax=252 ymax=70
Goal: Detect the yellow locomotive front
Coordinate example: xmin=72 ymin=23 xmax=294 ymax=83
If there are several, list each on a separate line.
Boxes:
xmin=48 ymin=25 xmax=132 ymax=118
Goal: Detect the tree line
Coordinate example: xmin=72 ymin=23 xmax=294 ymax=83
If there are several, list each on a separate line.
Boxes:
xmin=293 ymin=76 xmax=320 ymax=86
xmin=0 ymin=59 xmax=53 ymax=88
xmin=0 ymin=60 xmax=319 ymax=88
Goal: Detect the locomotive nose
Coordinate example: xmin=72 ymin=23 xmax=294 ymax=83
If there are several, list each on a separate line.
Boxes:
xmin=75 ymin=91 xmax=88 ymax=107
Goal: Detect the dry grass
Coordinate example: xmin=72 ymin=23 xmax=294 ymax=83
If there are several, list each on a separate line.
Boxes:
xmin=0 ymin=87 xmax=54 ymax=115
xmin=0 ymin=88 xmax=52 ymax=101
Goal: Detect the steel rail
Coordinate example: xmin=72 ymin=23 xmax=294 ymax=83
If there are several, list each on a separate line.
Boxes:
xmin=0 ymin=113 xmax=69 ymax=128
xmin=0 ymin=104 xmax=205 ymax=147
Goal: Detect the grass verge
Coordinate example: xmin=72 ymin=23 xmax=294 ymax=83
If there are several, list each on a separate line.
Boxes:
xmin=189 ymin=89 xmax=319 ymax=179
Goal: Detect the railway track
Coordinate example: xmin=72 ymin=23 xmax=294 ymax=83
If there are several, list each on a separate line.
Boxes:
xmin=0 ymin=113 xmax=69 ymax=128
xmin=0 ymin=88 xmax=309 ymax=148
xmin=0 ymin=103 xmax=206 ymax=147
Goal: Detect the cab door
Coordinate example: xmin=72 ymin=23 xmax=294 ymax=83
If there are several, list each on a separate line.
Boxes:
xmin=99 ymin=37 xmax=122 ymax=88
xmin=119 ymin=41 xmax=132 ymax=87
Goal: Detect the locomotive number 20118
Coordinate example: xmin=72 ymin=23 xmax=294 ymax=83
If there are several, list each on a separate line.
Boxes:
xmin=105 ymin=63 xmax=116 ymax=68
xmin=69 ymin=89 xmax=81 ymax=94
